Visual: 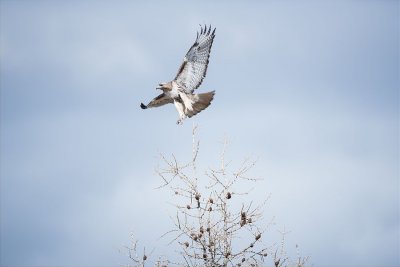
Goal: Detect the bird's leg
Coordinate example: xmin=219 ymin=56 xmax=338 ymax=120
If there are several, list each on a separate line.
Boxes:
xmin=176 ymin=113 xmax=186 ymax=125
xmin=173 ymin=99 xmax=186 ymax=125
xmin=176 ymin=115 xmax=185 ymax=125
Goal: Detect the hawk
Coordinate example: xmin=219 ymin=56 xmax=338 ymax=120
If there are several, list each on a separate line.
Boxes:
xmin=140 ymin=25 xmax=216 ymax=124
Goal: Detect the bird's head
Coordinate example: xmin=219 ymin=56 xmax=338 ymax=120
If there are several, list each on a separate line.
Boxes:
xmin=156 ymin=82 xmax=172 ymax=91
xmin=156 ymin=83 xmax=165 ymax=90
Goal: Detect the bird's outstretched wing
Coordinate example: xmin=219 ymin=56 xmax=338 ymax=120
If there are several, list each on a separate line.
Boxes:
xmin=174 ymin=25 xmax=216 ymax=93
xmin=140 ymin=93 xmax=173 ymax=109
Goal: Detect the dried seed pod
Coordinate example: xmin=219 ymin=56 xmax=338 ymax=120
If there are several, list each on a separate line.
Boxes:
xmin=200 ymin=226 xmax=204 ymax=233
xmin=208 ymin=207 xmax=212 ymax=211
xmin=143 ymin=255 xmax=147 ymax=261
xmin=206 ymin=227 xmax=210 ymax=232
xmin=275 ymin=259 xmax=280 ymax=267
xmin=263 ymin=252 xmax=268 ymax=257
xmin=247 ymin=218 xmax=252 ymax=224
xmin=184 ymin=241 xmax=189 ymax=248
xmin=186 ymin=204 xmax=191 ymax=209
xmin=255 ymin=233 xmax=261 ymax=240
xmin=209 ymin=198 xmax=214 ymax=204
xmin=249 ymin=243 xmax=254 ymax=248
xmin=242 ymin=257 xmax=246 ymax=262
xmin=195 ymin=193 xmax=201 ymax=201
xmin=203 ymin=253 xmax=207 ymax=259
xmin=240 ymin=219 xmax=246 ymax=227
xmin=225 ymin=251 xmax=231 ymax=258
xmin=226 ymin=192 xmax=232 ymax=199
xmin=241 ymin=211 xmax=246 ymax=218
xmin=175 ymin=191 xmax=178 ymax=195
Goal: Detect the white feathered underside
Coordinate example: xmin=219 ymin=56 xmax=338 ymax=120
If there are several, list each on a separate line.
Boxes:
xmin=179 ymin=93 xmax=195 ymax=111
xmin=174 ymin=101 xmax=185 ymax=120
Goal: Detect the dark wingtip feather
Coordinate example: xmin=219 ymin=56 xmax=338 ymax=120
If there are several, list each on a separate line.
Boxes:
xmin=140 ymin=103 xmax=147 ymax=109
xmin=198 ymin=24 xmax=216 ymax=36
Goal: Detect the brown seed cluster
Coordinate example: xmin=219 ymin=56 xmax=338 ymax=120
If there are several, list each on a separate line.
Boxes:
xmin=240 ymin=211 xmax=254 ymax=227
xmin=255 ymin=233 xmax=261 ymax=241
xmin=190 ymin=232 xmax=196 ymax=241
xmin=240 ymin=211 xmax=247 ymax=227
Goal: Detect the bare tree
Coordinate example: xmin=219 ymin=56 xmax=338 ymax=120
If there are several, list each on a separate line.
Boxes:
xmin=123 ymin=126 xmax=310 ymax=267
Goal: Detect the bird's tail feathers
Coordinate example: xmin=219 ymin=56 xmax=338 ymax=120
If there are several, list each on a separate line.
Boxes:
xmin=186 ymin=91 xmax=215 ymax=118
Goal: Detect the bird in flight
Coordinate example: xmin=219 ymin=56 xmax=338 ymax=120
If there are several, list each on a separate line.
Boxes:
xmin=140 ymin=25 xmax=216 ymax=124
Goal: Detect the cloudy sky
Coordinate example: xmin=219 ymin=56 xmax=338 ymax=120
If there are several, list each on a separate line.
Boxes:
xmin=1 ymin=1 xmax=398 ymax=266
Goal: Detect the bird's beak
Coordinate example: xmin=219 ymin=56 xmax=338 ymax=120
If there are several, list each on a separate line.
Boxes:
xmin=156 ymin=83 xmax=163 ymax=90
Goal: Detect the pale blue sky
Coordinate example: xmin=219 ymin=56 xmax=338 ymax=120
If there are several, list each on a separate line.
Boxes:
xmin=1 ymin=1 xmax=399 ymax=266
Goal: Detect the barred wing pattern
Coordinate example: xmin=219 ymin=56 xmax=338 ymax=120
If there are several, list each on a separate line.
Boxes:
xmin=174 ymin=25 xmax=216 ymax=93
